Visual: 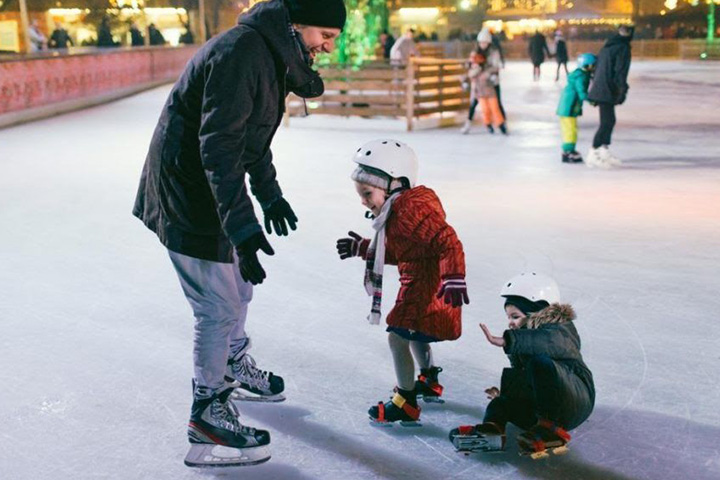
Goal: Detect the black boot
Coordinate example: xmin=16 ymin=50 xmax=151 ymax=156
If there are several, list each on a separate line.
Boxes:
xmin=499 ymin=123 xmax=508 ymax=135
xmin=415 ymin=366 xmax=444 ymax=402
xmin=487 ymin=124 xmax=495 ymax=134
xmin=368 ymin=387 xmax=421 ymax=424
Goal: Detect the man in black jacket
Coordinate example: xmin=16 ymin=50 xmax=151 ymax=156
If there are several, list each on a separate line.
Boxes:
xmin=587 ymin=25 xmax=634 ymax=168
xmin=133 ymin=0 xmax=345 ymax=466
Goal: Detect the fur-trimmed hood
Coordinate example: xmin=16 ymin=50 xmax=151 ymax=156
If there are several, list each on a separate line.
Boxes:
xmin=525 ymin=303 xmax=576 ymax=329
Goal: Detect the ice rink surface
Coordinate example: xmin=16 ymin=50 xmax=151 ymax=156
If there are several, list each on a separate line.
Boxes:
xmin=1 ymin=60 xmax=719 ymax=480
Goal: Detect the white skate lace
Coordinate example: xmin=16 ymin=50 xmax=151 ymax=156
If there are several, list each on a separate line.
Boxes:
xmin=209 ymin=398 xmax=256 ymax=435
xmin=232 ymin=354 xmax=271 ymax=390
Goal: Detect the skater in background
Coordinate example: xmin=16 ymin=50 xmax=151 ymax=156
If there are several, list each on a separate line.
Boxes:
xmin=556 ymin=53 xmax=597 ymax=163
xmin=133 ymin=0 xmax=345 ymax=467
xmin=48 ymin=23 xmax=73 ymax=49
xmin=554 ymin=30 xmax=569 ymax=81
xmin=462 ymin=48 xmax=507 ymax=135
xmin=28 ymin=20 xmax=47 ymax=52
xmin=587 ymin=24 xmax=634 ymax=168
xmin=449 ymin=273 xmax=594 ymax=456
xmin=336 ymin=139 xmax=469 ymax=425
xmin=390 ymin=28 xmax=419 ymax=66
xmin=528 ymin=30 xmax=550 ymax=81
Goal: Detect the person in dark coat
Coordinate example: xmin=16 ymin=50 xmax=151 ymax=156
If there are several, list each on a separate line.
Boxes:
xmin=379 ymin=30 xmax=395 ymax=60
xmin=132 ymin=0 xmax=345 ymax=465
xmin=148 ymin=23 xmax=166 ymax=45
xmin=129 ymin=22 xmax=144 ymax=47
xmin=96 ymin=17 xmax=116 ymax=47
xmin=179 ymin=22 xmax=195 ymax=45
xmin=586 ymin=24 xmax=634 ymax=168
xmin=48 ymin=24 xmax=73 ymax=49
xmin=554 ymin=30 xmax=569 ymax=81
xmin=449 ymin=273 xmax=595 ymax=455
xmin=528 ymin=30 xmax=550 ymax=81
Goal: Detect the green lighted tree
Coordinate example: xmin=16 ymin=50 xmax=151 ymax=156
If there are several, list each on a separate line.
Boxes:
xmin=318 ymin=0 xmax=388 ymax=67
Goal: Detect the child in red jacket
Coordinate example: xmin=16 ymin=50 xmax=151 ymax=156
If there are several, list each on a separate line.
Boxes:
xmin=336 ymin=139 xmax=469 ymax=425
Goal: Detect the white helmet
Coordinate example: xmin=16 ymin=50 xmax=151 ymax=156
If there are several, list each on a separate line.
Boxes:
xmin=500 ymin=272 xmax=561 ymax=304
xmin=352 ymin=139 xmax=419 ymax=188
xmin=477 ymin=28 xmax=492 ymax=44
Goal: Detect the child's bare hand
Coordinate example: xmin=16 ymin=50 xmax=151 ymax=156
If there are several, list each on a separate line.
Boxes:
xmin=484 ymin=386 xmax=500 ymax=399
xmin=479 ymin=323 xmax=505 ymax=347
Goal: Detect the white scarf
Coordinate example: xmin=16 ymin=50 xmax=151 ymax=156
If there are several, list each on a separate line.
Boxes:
xmin=364 ymin=193 xmax=400 ymax=325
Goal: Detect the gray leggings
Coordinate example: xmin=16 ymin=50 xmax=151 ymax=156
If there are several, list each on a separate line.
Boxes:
xmin=388 ymin=332 xmax=435 ymax=391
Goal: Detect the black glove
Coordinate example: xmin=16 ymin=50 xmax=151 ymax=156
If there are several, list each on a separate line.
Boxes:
xmin=336 ymin=231 xmax=364 ymax=260
xmin=263 ymin=197 xmax=298 ymax=236
xmin=236 ymin=232 xmax=275 ymax=285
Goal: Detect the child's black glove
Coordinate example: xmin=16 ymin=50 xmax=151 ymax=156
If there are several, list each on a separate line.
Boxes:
xmin=263 ymin=197 xmax=298 ymax=236
xmin=336 ymin=231 xmax=363 ymax=259
xmin=236 ymin=232 xmax=275 ymax=285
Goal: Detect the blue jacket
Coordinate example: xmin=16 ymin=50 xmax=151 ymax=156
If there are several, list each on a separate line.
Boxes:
xmin=556 ymin=68 xmax=591 ymax=117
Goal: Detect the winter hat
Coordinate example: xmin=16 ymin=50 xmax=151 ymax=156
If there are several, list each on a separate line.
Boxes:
xmin=351 ymin=165 xmax=404 ymax=192
xmin=503 ymin=295 xmax=549 ymax=316
xmin=285 ymin=0 xmax=347 ymax=31
xmin=477 ymin=27 xmax=492 ymax=44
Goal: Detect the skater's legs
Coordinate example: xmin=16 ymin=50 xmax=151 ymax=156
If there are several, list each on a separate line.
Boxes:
xmin=555 ymin=63 xmax=560 ymax=81
xmin=494 ymin=84 xmax=506 ymax=119
xmin=410 ymin=341 xmax=433 ymax=370
xmin=169 ymin=250 xmax=246 ymax=397
xmin=560 ymin=117 xmax=578 ymax=152
xmin=488 ymin=97 xmax=504 ymax=127
xmin=388 ymin=332 xmax=415 ymax=391
xmin=525 ymin=354 xmax=565 ymax=423
xmin=228 ymin=252 xmax=253 ymax=357
xmin=593 ymin=103 xmax=616 ymax=148
xmin=480 ymin=98 xmax=492 ymax=126
xmin=468 ymin=98 xmax=479 ymax=120
xmin=484 ymin=395 xmax=537 ymax=430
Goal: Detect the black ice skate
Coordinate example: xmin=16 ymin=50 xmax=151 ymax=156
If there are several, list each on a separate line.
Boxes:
xmin=415 ymin=366 xmax=444 ymax=403
xmin=563 ymin=151 xmax=583 ymax=163
xmin=517 ymin=419 xmax=571 ymax=459
xmin=185 ymin=388 xmax=271 ymax=467
xmin=225 ymin=338 xmax=285 ymax=402
xmin=368 ymin=388 xmax=421 ymax=427
xmin=499 ymin=123 xmax=508 ymax=135
xmin=449 ymin=422 xmax=506 ymax=454
xmin=487 ymin=125 xmax=495 ymax=134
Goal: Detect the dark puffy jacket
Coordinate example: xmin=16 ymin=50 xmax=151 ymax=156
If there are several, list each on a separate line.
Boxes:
xmin=588 ymin=34 xmax=632 ymax=105
xmin=500 ymin=304 xmax=595 ymax=430
xmin=133 ymin=0 xmax=323 ymax=262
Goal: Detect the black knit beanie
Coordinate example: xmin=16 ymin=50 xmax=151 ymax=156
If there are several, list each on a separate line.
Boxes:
xmin=285 ymin=0 xmax=347 ymax=30
xmin=503 ymin=296 xmax=549 ymax=316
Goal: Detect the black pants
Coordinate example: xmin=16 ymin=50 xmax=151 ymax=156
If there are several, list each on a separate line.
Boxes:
xmin=593 ymin=103 xmax=616 ymax=148
xmin=483 ymin=354 xmax=591 ymax=430
xmin=494 ymin=84 xmax=506 ymax=119
xmin=468 ymin=98 xmax=479 ymax=120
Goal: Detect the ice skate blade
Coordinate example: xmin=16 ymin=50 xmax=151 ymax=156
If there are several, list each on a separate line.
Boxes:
xmin=452 ymin=435 xmax=504 ymax=453
xmin=421 ymin=396 xmax=445 ymax=404
xmin=519 ymin=445 xmax=568 ymax=460
xmin=369 ymin=419 xmax=422 ymax=428
xmin=231 ymin=390 xmax=285 ymax=403
xmin=184 ymin=444 xmax=271 ymax=468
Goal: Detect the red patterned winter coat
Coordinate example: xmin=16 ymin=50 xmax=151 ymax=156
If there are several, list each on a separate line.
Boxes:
xmin=360 ymin=186 xmax=466 ymax=341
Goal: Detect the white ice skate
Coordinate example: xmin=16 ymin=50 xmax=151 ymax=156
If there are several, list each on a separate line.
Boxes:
xmin=226 ymin=338 xmax=286 ymax=403
xmin=185 ymin=388 xmax=271 ymax=468
xmin=600 ymin=146 xmax=622 ymax=166
xmin=461 ymin=120 xmax=471 ymax=135
xmin=586 ymin=147 xmax=610 ymax=169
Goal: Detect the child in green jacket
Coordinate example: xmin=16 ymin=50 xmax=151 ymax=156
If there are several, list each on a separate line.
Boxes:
xmin=557 ymin=53 xmax=597 ymax=163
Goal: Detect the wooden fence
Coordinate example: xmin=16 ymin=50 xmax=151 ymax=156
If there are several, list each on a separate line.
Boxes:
xmin=287 ymin=58 xmax=470 ymax=131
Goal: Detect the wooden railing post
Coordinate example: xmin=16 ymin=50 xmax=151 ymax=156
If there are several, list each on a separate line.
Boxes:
xmin=405 ymin=58 xmax=415 ymax=131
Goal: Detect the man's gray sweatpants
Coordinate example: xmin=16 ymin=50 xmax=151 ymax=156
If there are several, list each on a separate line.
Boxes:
xmin=168 ymin=250 xmax=252 ymax=396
